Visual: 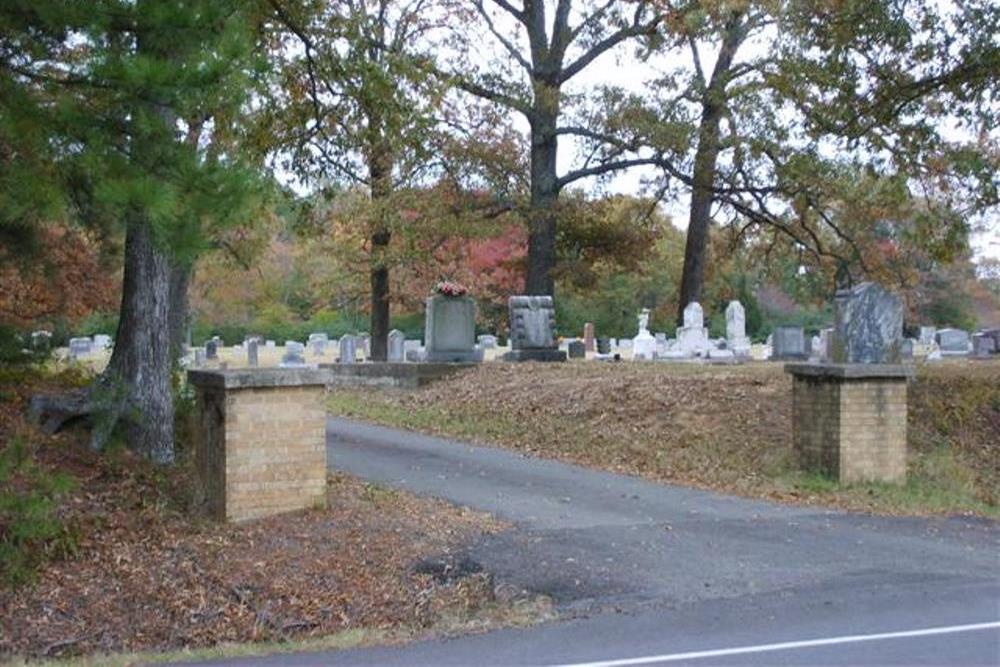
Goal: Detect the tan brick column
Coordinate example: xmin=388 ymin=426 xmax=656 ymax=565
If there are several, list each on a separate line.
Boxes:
xmin=188 ymin=368 xmax=330 ymax=521
xmin=785 ymin=363 xmax=913 ymax=484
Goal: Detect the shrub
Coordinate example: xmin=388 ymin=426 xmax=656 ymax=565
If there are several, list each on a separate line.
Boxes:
xmin=0 ymin=437 xmax=78 ymax=588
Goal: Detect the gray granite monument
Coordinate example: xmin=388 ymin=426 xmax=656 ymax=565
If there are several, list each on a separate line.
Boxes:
xmin=503 ymin=295 xmax=566 ymax=362
xmin=830 ymin=282 xmax=903 ymax=364
xmin=424 ymin=295 xmax=478 ymax=362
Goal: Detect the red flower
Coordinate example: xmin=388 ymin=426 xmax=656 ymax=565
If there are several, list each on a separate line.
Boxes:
xmin=433 ymin=280 xmax=468 ymax=297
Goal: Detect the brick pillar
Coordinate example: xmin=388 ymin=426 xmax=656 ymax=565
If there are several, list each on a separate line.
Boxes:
xmin=188 ymin=368 xmax=330 ymax=521
xmin=785 ymin=363 xmax=912 ymax=484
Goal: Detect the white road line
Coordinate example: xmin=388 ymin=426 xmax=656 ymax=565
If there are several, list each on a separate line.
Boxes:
xmin=550 ymin=621 xmax=1000 ymax=667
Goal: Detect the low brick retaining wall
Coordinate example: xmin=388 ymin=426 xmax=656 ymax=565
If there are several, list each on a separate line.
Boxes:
xmin=785 ymin=363 xmax=913 ymax=484
xmin=187 ymin=369 xmax=329 ymax=522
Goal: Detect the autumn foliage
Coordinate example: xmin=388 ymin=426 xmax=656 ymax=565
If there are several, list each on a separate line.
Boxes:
xmin=0 ymin=225 xmax=118 ymax=330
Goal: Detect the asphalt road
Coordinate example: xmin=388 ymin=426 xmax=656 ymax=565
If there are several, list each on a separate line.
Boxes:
xmin=194 ymin=417 xmax=1000 ymax=666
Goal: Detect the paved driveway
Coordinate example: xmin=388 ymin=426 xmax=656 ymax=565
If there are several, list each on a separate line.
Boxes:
xmin=191 ymin=417 xmax=999 ymax=666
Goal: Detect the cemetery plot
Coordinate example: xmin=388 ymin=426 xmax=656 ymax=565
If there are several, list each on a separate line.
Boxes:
xmin=328 ymin=361 xmax=999 ymax=517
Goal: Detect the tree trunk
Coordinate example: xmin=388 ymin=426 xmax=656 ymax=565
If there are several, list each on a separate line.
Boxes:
xmin=526 ymin=107 xmax=559 ymax=296
xmin=369 ymin=231 xmax=390 ymax=361
xmin=101 ymin=216 xmax=175 ymax=464
xmin=168 ymin=261 xmax=192 ymax=364
xmin=367 ymin=134 xmax=394 ymax=362
xmin=676 ymin=16 xmax=746 ymax=325
xmin=677 ymin=127 xmax=720 ymax=324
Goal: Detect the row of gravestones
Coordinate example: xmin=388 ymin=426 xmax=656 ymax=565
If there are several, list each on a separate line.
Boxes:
xmin=563 ymin=301 xmax=755 ymax=362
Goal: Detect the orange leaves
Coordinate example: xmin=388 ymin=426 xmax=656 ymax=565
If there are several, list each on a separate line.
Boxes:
xmin=0 ymin=225 xmax=119 ymax=330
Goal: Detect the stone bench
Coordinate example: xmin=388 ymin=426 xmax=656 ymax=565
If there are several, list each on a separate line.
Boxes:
xmin=785 ymin=363 xmax=914 ymax=484
xmin=187 ymin=368 xmax=329 ymax=522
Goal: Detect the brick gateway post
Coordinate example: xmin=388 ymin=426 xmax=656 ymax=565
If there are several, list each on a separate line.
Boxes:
xmin=785 ymin=363 xmax=913 ymax=484
xmin=187 ymin=368 xmax=329 ymax=521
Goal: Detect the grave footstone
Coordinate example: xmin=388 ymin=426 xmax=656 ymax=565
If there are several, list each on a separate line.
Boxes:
xmin=388 ymin=329 xmax=406 ymax=362
xmin=503 ymin=295 xmax=566 ymax=362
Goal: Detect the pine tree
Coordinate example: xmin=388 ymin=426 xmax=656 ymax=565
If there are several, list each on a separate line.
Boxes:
xmin=3 ymin=0 xmax=259 ymax=463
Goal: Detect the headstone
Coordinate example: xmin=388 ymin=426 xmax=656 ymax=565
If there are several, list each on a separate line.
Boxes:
xmin=972 ymin=334 xmax=996 ymax=358
xmin=583 ymin=322 xmax=595 ymax=352
xmin=817 ymin=328 xmax=833 ymax=362
xmin=477 ymin=334 xmax=498 ymax=349
xmin=247 ymin=338 xmax=259 ymax=367
xmin=93 ymin=334 xmax=112 ymax=350
xmin=338 ymin=335 xmax=357 ymax=364
xmin=900 ymin=338 xmax=915 ymax=360
xmin=205 ymin=339 xmax=218 ymax=360
xmin=265 ymin=340 xmax=276 ymax=348
xmin=676 ymin=302 xmax=710 ymax=356
xmin=654 ymin=332 xmax=668 ymax=356
xmin=633 ymin=308 xmax=656 ymax=361
xmin=405 ymin=346 xmax=426 ymax=362
xmin=359 ymin=333 xmax=371 ymax=360
xmin=308 ymin=333 xmax=329 ymax=356
xmin=935 ymin=328 xmax=970 ymax=356
xmin=596 ymin=337 xmax=611 ymax=355
xmin=979 ymin=328 xmax=1000 ymax=354
xmin=810 ymin=335 xmax=821 ymax=359
xmin=567 ymin=340 xmax=585 ymax=359
xmin=425 ymin=294 xmax=478 ymax=362
xmin=504 ymin=295 xmax=566 ymax=362
xmin=725 ymin=301 xmax=751 ymax=357
xmin=388 ymin=329 xmax=406 ymax=362
xmin=918 ymin=326 xmax=936 ymax=345
xmin=279 ymin=341 xmax=305 ymax=366
xmin=30 ymin=330 xmax=52 ymax=353
xmin=772 ymin=326 xmax=807 ymax=361
xmin=69 ymin=336 xmax=92 ymax=358
xmin=829 ymin=282 xmax=903 ymax=364
xmin=194 ymin=348 xmax=206 ymax=367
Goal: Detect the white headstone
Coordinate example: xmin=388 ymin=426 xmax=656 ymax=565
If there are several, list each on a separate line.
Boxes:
xmin=388 ymin=329 xmax=405 ymax=362
xmin=725 ymin=301 xmax=751 ymax=357
xmin=676 ymin=302 xmax=710 ymax=356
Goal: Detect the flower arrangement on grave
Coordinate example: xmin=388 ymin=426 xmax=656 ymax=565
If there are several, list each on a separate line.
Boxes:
xmin=432 ymin=280 xmax=468 ymax=297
